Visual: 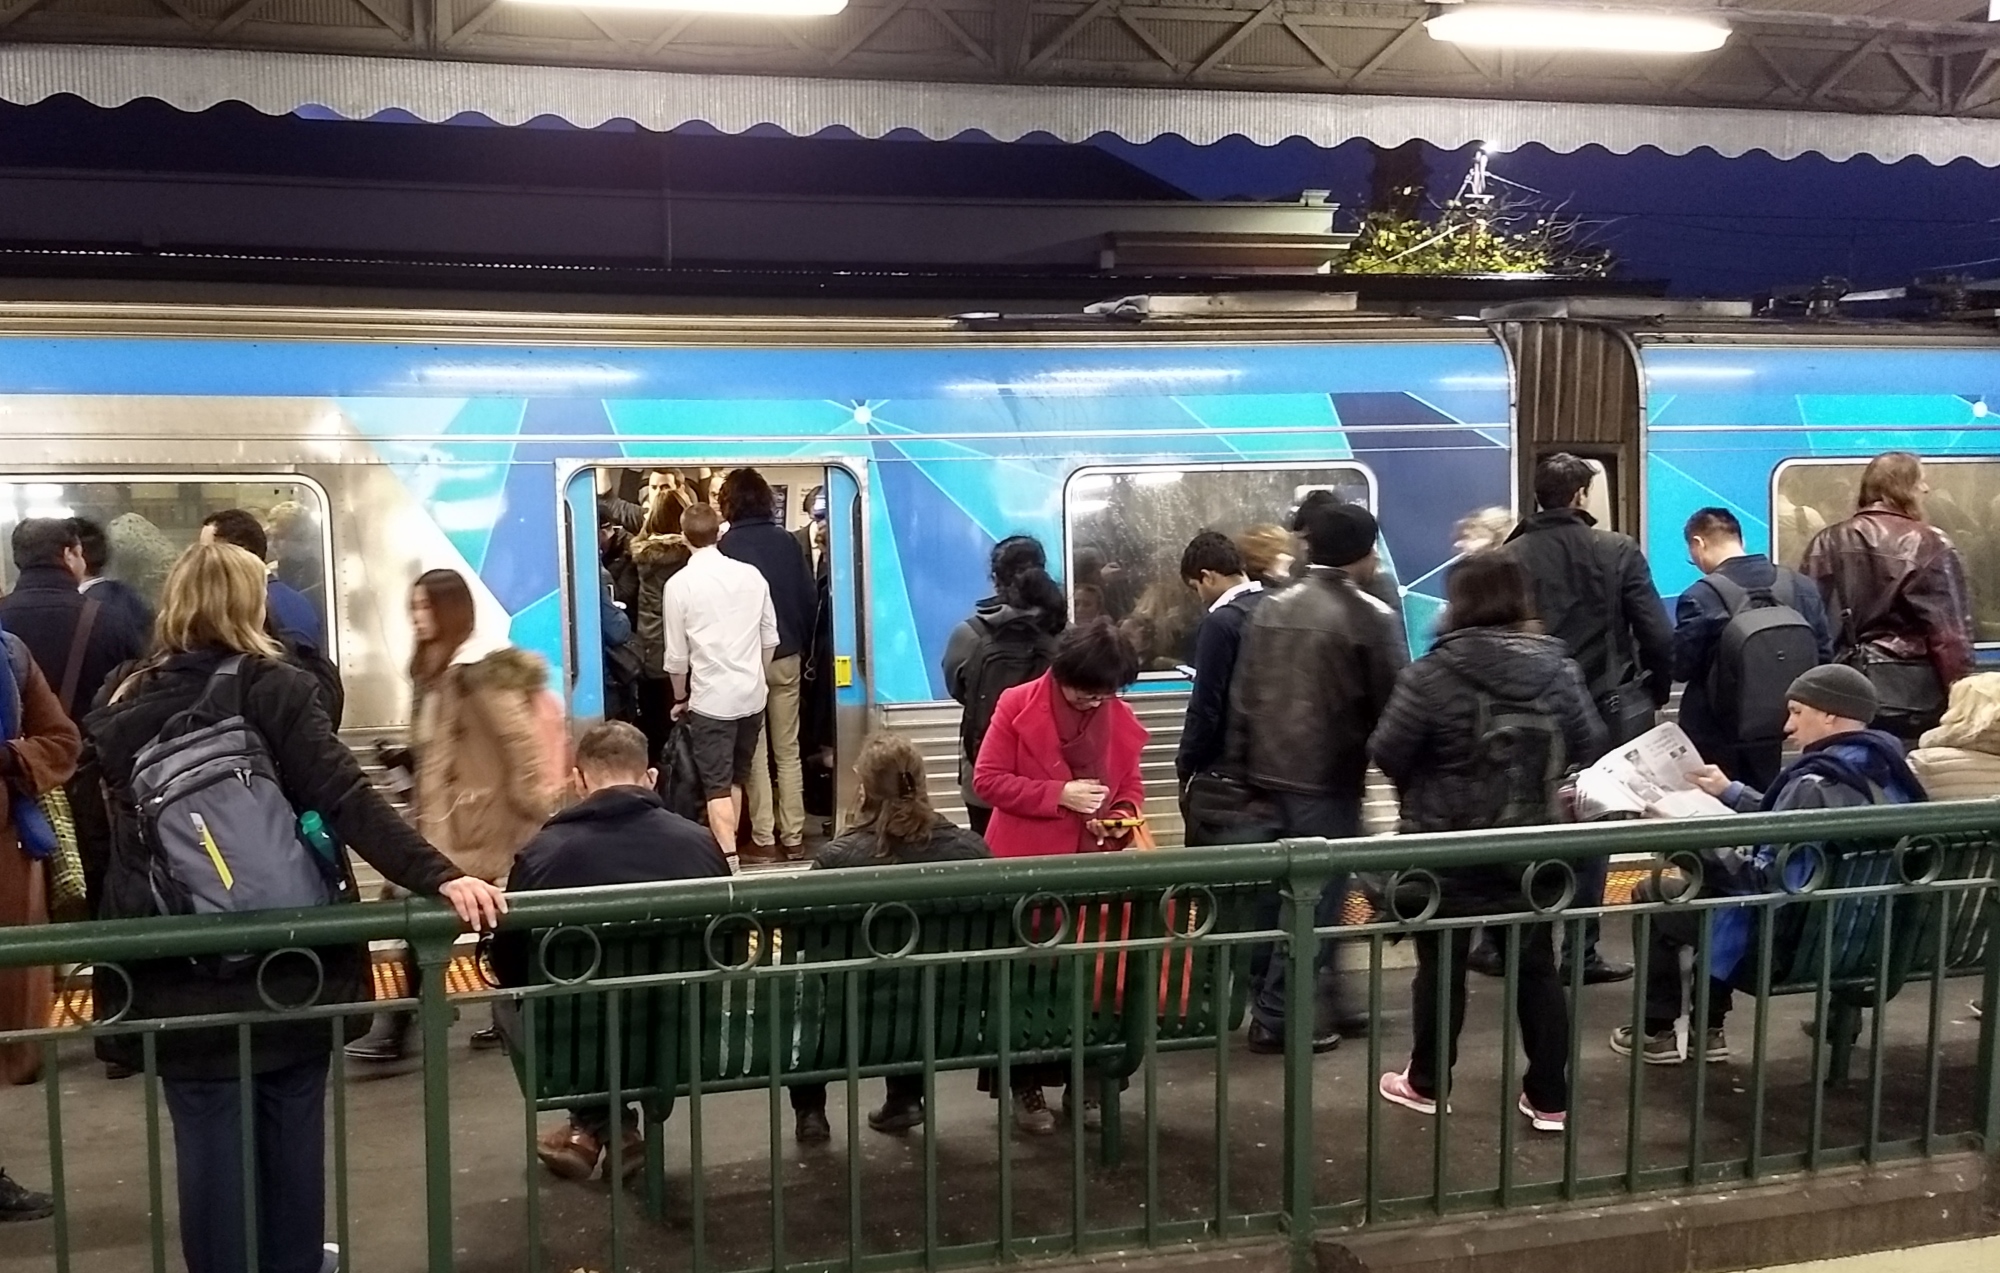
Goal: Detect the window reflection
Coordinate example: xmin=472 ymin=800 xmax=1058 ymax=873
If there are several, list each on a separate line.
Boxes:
xmin=1066 ymin=464 xmax=1374 ymax=673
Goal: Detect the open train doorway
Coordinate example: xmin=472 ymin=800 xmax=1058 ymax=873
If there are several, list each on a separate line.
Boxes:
xmin=563 ymin=461 xmax=865 ymax=862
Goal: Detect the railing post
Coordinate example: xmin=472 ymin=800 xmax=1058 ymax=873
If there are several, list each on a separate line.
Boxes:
xmin=410 ymin=917 xmax=460 ymax=1273
xmin=1282 ymin=855 xmax=1326 ymax=1273
xmin=1978 ymin=890 xmax=2000 ymax=1156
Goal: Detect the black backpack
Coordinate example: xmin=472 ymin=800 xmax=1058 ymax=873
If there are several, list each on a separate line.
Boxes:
xmin=1446 ymin=657 xmax=1568 ymax=829
xmin=1703 ymin=572 xmax=1821 ymax=745
xmin=958 ymin=615 xmax=1058 ymax=764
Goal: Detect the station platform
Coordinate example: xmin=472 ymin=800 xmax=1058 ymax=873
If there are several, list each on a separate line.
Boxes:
xmin=0 ymin=924 xmax=1986 ymax=1273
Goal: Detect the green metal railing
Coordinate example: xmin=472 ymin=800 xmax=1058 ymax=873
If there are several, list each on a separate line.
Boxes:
xmin=0 ymin=799 xmax=1994 ymax=1273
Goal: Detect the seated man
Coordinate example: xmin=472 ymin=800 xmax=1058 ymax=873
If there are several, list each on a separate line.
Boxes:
xmin=1612 ymin=665 xmax=1926 ymax=1064
xmin=491 ymin=720 xmax=730 ymax=1181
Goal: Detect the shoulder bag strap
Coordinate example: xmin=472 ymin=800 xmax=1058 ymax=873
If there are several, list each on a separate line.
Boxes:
xmin=1598 ymin=535 xmax=1633 ymax=690
xmin=58 ymin=598 xmax=102 ymax=713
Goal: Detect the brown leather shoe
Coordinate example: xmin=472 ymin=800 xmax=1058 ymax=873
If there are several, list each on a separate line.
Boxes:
xmin=536 ymin=1123 xmax=602 ymax=1181
xmin=738 ymin=844 xmax=782 ymax=867
xmin=614 ymin=1126 xmax=646 ymax=1181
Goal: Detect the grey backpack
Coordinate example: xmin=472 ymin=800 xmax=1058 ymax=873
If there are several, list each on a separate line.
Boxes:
xmin=130 ymin=656 xmax=335 ymax=917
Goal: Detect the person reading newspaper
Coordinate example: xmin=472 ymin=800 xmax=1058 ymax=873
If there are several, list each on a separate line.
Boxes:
xmin=1610 ymin=665 xmax=1926 ymax=1065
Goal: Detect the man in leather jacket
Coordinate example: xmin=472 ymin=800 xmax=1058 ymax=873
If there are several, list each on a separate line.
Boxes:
xmin=1487 ymin=453 xmax=1671 ymax=986
xmin=1799 ymin=452 xmax=1973 ymax=743
xmin=1226 ymin=499 xmax=1406 ymax=1053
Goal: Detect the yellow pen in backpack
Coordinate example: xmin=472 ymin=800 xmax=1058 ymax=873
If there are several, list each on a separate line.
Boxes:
xmin=190 ymin=812 xmax=235 ymax=890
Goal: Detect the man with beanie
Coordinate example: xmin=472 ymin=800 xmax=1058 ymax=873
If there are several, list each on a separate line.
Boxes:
xmin=1611 ymin=664 xmax=1926 ymax=1065
xmin=1226 ymin=498 xmax=1407 ymax=1053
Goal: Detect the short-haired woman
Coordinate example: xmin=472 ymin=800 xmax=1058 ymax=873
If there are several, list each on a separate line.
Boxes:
xmin=790 ymin=735 xmax=991 ymax=1140
xmin=1367 ymin=551 xmax=1604 ymax=1136
xmin=84 ymin=543 xmax=505 ymax=1273
xmin=973 ymin=617 xmax=1147 ymax=1133
xmin=1801 ymin=451 xmax=1974 ymax=742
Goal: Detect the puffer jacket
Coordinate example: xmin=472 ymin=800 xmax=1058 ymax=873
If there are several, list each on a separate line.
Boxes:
xmin=1909 ymin=708 xmax=2000 ymax=802
xmin=1226 ymin=568 xmax=1406 ymax=799
xmin=414 ymin=645 xmax=561 ymax=882
xmin=1800 ymin=505 xmax=1975 ymax=687
xmin=631 ymin=533 xmax=691 ymax=676
xmin=1370 ymin=627 xmax=1604 ymax=834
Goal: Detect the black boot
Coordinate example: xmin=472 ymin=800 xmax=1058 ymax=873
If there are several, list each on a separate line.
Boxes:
xmin=345 ymin=1013 xmax=410 ymax=1062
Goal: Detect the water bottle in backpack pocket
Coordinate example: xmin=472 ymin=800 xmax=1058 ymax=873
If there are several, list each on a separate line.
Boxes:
xmin=129 ymin=656 xmax=338 ymax=916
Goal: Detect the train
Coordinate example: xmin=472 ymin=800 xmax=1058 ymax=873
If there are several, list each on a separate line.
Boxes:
xmin=5 ymin=298 xmax=2000 ymax=843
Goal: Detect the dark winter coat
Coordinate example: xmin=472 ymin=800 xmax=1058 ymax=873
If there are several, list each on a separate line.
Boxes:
xmin=1503 ymin=508 xmax=1674 ymax=715
xmin=0 ymin=565 xmax=151 ymax=721
xmin=631 ymin=534 xmax=691 ymax=677
xmin=940 ymin=597 xmax=1064 ymax=809
xmin=812 ymin=814 xmax=991 ymax=870
xmin=1370 ymin=626 xmax=1603 ymax=908
xmin=1175 ymin=587 xmax=1263 ymax=784
xmin=83 ymin=648 xmax=465 ymax=1080
xmin=720 ymin=516 xmax=817 ymax=660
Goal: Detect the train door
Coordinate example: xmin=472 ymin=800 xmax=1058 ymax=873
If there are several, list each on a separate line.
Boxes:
xmin=562 ymin=461 xmax=868 ymax=846
xmin=1496 ymin=320 xmax=1645 ymax=538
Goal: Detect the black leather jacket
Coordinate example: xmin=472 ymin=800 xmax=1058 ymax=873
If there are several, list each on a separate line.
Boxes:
xmin=1225 ymin=568 xmax=1407 ymax=799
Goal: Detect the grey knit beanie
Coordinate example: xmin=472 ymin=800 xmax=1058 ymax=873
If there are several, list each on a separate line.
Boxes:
xmin=1786 ymin=664 xmax=1879 ymax=723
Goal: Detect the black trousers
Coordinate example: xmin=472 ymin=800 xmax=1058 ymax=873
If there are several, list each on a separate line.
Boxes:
xmin=162 ymin=1054 xmax=329 ymax=1273
xmin=1407 ymin=924 xmax=1569 ymax=1114
xmin=791 ymin=1073 xmax=925 ymax=1113
xmin=1640 ymin=904 xmax=1735 ymax=1037
xmin=634 ymin=676 xmax=676 ymax=767
xmin=967 ymin=805 xmax=992 ymax=837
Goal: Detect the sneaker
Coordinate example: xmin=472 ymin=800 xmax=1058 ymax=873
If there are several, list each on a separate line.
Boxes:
xmin=1608 ymin=1025 xmax=1682 ymax=1065
xmin=1377 ymin=1069 xmax=1447 ymax=1117
xmin=320 ymin=1242 xmax=341 ymax=1273
xmin=1465 ymin=944 xmax=1504 ymax=978
xmin=1516 ymin=1094 xmax=1565 ymax=1133
xmin=615 ymin=1126 xmax=646 ymax=1181
xmin=0 ymin=1172 xmax=52 ymax=1222
xmin=1012 ymin=1088 xmax=1057 ymax=1136
xmin=535 ymin=1123 xmax=603 ymax=1181
xmin=1246 ymin=1021 xmax=1339 ymax=1055
xmin=795 ymin=1108 xmax=832 ymax=1145
xmin=867 ymin=1095 xmax=925 ymax=1134
xmin=1079 ymin=1096 xmax=1103 ymax=1132
xmin=468 ymin=1026 xmax=503 ymax=1052
xmin=1692 ymin=1028 xmax=1731 ymax=1061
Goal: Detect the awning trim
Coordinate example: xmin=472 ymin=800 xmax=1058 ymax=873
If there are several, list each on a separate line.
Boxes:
xmin=5 ymin=42 xmax=1999 ymax=167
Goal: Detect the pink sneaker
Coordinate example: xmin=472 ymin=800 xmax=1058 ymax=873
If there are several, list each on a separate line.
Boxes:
xmin=1517 ymin=1093 xmax=1565 ymax=1133
xmin=1377 ymin=1069 xmax=1447 ymax=1117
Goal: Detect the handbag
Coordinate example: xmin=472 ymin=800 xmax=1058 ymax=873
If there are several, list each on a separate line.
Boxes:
xmin=1840 ymin=643 xmax=1945 ymax=736
xmin=38 ymin=785 xmax=87 ymax=922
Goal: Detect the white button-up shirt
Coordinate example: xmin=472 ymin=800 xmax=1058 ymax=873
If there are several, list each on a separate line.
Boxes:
xmin=661 ymin=546 xmax=778 ymax=721
xmin=1207 ymin=578 xmax=1262 ymax=613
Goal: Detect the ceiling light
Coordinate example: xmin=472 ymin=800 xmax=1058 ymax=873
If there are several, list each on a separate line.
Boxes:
xmin=1425 ymin=5 xmax=1729 ymax=54
xmin=506 ymin=0 xmax=845 ymax=13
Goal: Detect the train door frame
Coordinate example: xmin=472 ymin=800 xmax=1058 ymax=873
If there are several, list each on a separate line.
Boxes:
xmin=555 ymin=456 xmax=875 ymax=830
xmin=1494 ymin=319 xmax=1648 ymax=544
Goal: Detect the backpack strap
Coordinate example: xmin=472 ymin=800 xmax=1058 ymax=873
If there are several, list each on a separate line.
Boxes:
xmin=186 ymin=654 xmax=252 ymax=722
xmin=1704 ymin=572 xmax=1750 ymax=617
xmin=1769 ymin=568 xmax=1799 ymax=609
xmin=57 ymin=597 xmax=101 ymax=714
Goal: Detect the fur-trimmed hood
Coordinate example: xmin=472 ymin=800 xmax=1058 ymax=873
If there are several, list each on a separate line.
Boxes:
xmin=456 ymin=645 xmax=550 ymax=694
xmin=631 ymin=533 xmax=691 ymax=571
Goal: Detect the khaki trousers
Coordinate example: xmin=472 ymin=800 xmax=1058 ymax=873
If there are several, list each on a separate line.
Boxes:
xmin=746 ymin=654 xmax=806 ymax=848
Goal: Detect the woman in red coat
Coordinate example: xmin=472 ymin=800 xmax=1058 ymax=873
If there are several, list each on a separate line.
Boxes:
xmin=972 ymin=618 xmax=1147 ymax=1131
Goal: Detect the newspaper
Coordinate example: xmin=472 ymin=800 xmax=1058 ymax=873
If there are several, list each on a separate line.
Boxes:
xmin=1574 ymin=722 xmax=1733 ymax=820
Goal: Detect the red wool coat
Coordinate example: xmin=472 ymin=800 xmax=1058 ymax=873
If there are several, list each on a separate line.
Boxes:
xmin=972 ymin=673 xmax=1147 ymax=858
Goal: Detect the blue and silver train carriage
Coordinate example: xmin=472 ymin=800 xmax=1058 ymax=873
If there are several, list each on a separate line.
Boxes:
xmin=3 ymin=303 xmax=1999 ymax=844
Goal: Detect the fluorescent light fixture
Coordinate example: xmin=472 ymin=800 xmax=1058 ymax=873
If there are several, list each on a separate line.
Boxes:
xmin=1425 ymin=5 xmax=1728 ymax=54
xmin=507 ymin=0 xmax=845 ymax=13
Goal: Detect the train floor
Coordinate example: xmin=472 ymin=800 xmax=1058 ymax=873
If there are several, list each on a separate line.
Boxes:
xmin=0 ymin=928 xmax=1986 ymax=1273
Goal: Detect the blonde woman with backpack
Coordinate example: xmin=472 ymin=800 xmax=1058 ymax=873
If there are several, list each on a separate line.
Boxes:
xmin=83 ymin=542 xmax=502 ymax=1273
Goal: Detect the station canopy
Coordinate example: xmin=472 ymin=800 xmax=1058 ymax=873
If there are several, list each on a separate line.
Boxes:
xmin=6 ymin=1 xmax=2000 ymax=164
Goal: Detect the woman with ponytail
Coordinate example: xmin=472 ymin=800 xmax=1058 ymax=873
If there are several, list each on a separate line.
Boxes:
xmin=789 ymin=735 xmax=988 ymax=1139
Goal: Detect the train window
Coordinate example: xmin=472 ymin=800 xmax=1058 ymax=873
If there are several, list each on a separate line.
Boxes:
xmin=0 ymin=476 xmax=332 ymax=640
xmin=1772 ymin=457 xmax=2000 ymax=643
xmin=1065 ymin=463 xmax=1374 ymax=675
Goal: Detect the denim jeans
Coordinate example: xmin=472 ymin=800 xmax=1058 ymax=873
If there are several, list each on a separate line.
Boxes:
xmin=1248 ymin=793 xmax=1361 ymax=1036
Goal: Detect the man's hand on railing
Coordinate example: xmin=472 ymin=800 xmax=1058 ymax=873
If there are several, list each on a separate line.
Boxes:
xmin=438 ymin=878 xmax=509 ymax=932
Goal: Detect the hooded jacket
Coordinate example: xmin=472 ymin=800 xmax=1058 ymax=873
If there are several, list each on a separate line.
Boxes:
xmin=414 ymin=644 xmax=563 ymax=882
xmin=1707 ymin=728 xmax=1927 ymax=980
xmin=1800 ymin=505 xmax=1974 ymax=688
xmin=940 ymin=596 xmax=1064 ymax=807
xmin=1907 ymin=707 xmax=2000 ymax=802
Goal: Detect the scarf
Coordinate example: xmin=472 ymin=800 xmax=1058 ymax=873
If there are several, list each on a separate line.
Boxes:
xmin=0 ymin=627 xmax=57 ymax=859
xmin=1049 ymin=678 xmax=1119 ymax=853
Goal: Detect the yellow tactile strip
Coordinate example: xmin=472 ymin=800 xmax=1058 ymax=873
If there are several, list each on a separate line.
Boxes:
xmin=48 ymin=870 xmax=1653 ymax=1026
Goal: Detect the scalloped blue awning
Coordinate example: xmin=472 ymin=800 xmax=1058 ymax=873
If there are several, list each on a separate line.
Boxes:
xmin=7 ymin=41 xmax=2000 ymax=167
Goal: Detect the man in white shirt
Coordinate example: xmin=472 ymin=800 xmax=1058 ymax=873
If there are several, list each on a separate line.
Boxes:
xmin=662 ymin=503 xmax=779 ymax=858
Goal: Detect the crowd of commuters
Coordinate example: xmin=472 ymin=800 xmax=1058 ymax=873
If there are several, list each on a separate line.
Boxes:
xmin=0 ymin=447 xmax=1991 ymax=1258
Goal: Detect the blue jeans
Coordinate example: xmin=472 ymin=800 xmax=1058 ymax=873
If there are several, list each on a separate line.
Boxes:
xmin=1249 ymin=793 xmax=1360 ymax=1036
